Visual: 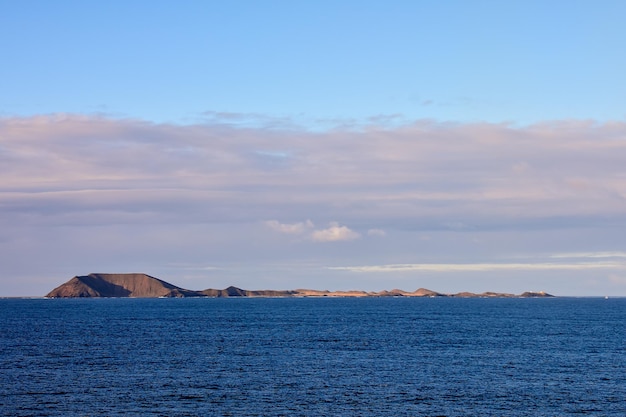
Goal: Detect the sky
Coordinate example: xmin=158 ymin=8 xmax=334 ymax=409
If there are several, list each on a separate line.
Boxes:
xmin=1 ymin=1 xmax=626 ymax=296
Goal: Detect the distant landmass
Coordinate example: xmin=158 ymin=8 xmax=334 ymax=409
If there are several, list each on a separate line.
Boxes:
xmin=45 ymin=273 xmax=554 ymax=298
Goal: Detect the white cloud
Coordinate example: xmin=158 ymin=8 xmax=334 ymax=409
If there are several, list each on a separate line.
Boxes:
xmin=328 ymin=262 xmax=626 ymax=273
xmin=265 ymin=219 xmax=314 ymax=234
xmin=550 ymin=251 xmax=626 ymax=259
xmin=311 ymin=222 xmax=361 ymax=242
xmin=266 ymin=219 xmax=361 ymax=243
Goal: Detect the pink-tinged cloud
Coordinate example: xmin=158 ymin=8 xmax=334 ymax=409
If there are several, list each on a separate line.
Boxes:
xmin=1 ymin=114 xmax=625 ymax=231
xmin=328 ymin=261 xmax=626 ymax=273
xmin=265 ymin=220 xmax=314 ymax=234
xmin=265 ymin=220 xmax=360 ymax=242
xmin=311 ymin=222 xmax=360 ymax=242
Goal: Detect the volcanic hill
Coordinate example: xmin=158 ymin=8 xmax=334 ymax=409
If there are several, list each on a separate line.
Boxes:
xmin=45 ymin=273 xmax=203 ymax=298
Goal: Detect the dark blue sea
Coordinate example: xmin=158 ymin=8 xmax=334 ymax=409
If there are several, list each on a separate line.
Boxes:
xmin=1 ymin=297 xmax=624 ymax=416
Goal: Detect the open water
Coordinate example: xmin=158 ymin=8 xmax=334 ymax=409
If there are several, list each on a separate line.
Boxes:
xmin=1 ymin=297 xmax=624 ymax=416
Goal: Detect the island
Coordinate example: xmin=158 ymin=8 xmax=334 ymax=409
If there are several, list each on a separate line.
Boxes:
xmin=45 ymin=273 xmax=554 ymax=298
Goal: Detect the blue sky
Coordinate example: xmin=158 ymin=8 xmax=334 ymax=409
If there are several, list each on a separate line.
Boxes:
xmin=1 ymin=1 xmax=626 ymax=296
xmin=3 ymin=1 xmax=625 ymax=125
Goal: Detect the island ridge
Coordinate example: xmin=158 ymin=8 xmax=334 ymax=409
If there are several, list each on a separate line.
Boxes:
xmin=46 ymin=273 xmax=554 ymax=298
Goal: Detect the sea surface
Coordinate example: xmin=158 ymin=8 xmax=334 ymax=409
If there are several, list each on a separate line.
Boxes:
xmin=1 ymin=297 xmax=624 ymax=416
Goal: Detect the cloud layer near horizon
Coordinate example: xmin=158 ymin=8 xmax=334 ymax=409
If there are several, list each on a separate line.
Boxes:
xmin=2 ymin=115 xmax=625 ymax=230
xmin=2 ymin=114 xmax=626 ymax=295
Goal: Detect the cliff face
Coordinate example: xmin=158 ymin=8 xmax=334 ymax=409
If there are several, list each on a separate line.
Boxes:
xmin=46 ymin=273 xmax=204 ymax=298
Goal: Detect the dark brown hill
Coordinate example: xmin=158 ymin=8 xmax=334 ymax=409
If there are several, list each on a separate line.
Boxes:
xmin=45 ymin=273 xmax=204 ymax=298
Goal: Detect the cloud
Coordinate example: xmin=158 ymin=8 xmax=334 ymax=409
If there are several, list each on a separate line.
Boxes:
xmin=328 ymin=262 xmax=626 ymax=273
xmin=200 ymin=111 xmax=298 ymax=129
xmin=2 ymin=115 xmax=626 ymax=232
xmin=311 ymin=222 xmax=361 ymax=242
xmin=265 ymin=220 xmax=314 ymax=234
xmin=550 ymin=251 xmax=626 ymax=259
xmin=266 ymin=220 xmax=360 ymax=242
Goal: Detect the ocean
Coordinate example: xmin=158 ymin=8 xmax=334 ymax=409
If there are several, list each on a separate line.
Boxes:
xmin=1 ymin=297 xmax=624 ymax=416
